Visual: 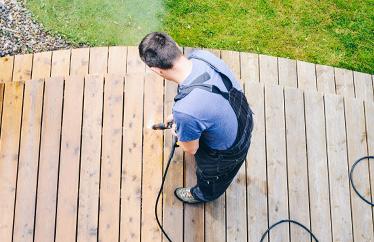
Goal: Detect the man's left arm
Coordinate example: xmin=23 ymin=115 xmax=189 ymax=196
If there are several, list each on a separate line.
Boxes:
xmin=172 ymin=111 xmax=205 ymax=155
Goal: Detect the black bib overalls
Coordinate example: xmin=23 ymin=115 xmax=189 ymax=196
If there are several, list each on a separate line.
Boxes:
xmin=174 ymin=69 xmax=254 ymax=202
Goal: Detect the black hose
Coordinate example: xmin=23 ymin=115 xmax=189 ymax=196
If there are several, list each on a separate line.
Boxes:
xmin=349 ymin=155 xmax=374 ymax=206
xmin=155 ymin=133 xmax=372 ymax=242
xmin=155 ymin=136 xmax=178 ymax=242
xmin=259 ymin=219 xmax=319 ymax=242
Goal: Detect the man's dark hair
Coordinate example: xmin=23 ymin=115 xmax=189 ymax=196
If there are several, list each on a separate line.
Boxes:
xmin=139 ymin=32 xmax=182 ymax=69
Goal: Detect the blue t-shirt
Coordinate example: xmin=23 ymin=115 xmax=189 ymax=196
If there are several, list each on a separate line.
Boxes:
xmin=172 ymin=58 xmax=242 ymax=150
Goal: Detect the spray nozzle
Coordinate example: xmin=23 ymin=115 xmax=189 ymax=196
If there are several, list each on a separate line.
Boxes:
xmin=152 ymin=121 xmax=173 ymax=130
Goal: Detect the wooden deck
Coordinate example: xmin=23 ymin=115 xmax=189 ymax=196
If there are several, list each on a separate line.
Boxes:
xmin=0 ymin=47 xmax=373 ymax=242
xmin=0 ymin=46 xmax=373 ymax=102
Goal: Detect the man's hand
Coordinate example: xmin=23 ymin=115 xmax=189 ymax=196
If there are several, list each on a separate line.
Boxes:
xmin=167 ymin=113 xmax=199 ymax=155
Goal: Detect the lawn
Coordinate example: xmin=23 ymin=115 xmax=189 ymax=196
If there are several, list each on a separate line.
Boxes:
xmin=26 ymin=0 xmax=374 ymax=74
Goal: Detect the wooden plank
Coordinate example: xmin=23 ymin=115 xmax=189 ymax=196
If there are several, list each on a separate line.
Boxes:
xmin=354 ymin=71 xmax=373 ymax=102
xmin=141 ymin=72 xmax=164 ymax=241
xmin=89 ymin=47 xmax=108 ymax=74
xmin=184 ymin=154 xmax=205 ymax=242
xmin=278 ymin=57 xmax=297 ymax=87
xmin=32 ymin=51 xmax=52 ymax=80
xmin=207 ymin=48 xmax=221 ymax=57
xmin=325 ymin=94 xmax=353 ymax=242
xmin=297 ymin=60 xmax=316 ymax=91
xmin=13 ymin=79 xmax=44 ymax=242
xmin=304 ymin=91 xmax=332 ymax=242
xmin=77 ymin=74 xmax=103 ymax=242
xmin=284 ymin=87 xmax=310 ymax=242
xmin=240 ymin=52 xmax=259 ymax=83
xmin=108 ymin=46 xmax=127 ymax=75
xmin=162 ymin=80 xmax=183 ymax=242
xmin=13 ymin=54 xmax=33 ymax=82
xmin=225 ymin=54 xmax=246 ymax=242
xmin=264 ymin=84 xmax=289 ymax=242
xmin=184 ymin=47 xmax=198 ymax=56
xmin=127 ymin=46 xmax=145 ymax=74
xmin=99 ymin=74 xmax=123 ymax=242
xmin=55 ymin=75 xmax=84 ymax=242
xmin=0 ymin=56 xmax=14 ymax=82
xmin=120 ymin=74 xmax=144 ymax=242
xmin=205 ymin=195 xmax=225 ymax=242
xmin=245 ymin=80 xmax=267 ymax=242
xmin=334 ymin=68 xmax=354 ymax=98
xmin=34 ymin=77 xmax=64 ymax=242
xmin=0 ymin=82 xmax=24 ymax=242
xmin=205 ymin=43 xmax=228 ymax=239
xmin=221 ymin=50 xmax=240 ymax=79
xmin=51 ymin=49 xmax=71 ymax=77
xmin=70 ymin=48 xmax=89 ymax=76
xmin=316 ymin=64 xmax=335 ymax=94
xmin=344 ymin=97 xmax=373 ymax=242
xmin=365 ymin=102 xmax=374 ymax=215
xmin=259 ymin=54 xmax=278 ymax=85
xmin=0 ymin=84 xmax=4 ymax=134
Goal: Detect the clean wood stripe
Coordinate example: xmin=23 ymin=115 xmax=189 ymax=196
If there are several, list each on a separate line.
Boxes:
xmin=13 ymin=79 xmax=43 ymax=242
xmin=127 ymin=46 xmax=145 ymax=74
xmin=278 ymin=57 xmax=297 ymax=88
xmin=70 ymin=48 xmax=89 ymax=76
xmin=77 ymin=75 xmax=104 ymax=242
xmin=284 ymin=87 xmax=310 ymax=242
xmin=226 ymin=59 xmax=246 ymax=242
xmin=265 ymin=84 xmax=289 ymax=242
xmin=207 ymin=48 xmax=221 ymax=57
xmin=89 ymin=47 xmax=108 ymax=74
xmin=13 ymin=54 xmax=32 ymax=82
xmin=334 ymin=68 xmax=354 ymax=98
xmin=163 ymin=80 xmax=183 ymax=242
xmin=51 ymin=49 xmax=71 ymax=77
xmin=240 ymin=53 xmax=259 ymax=83
xmin=55 ymin=75 xmax=84 ymax=242
xmin=325 ymin=94 xmax=353 ymax=242
xmin=120 ymin=74 xmax=144 ymax=242
xmin=304 ymin=90 xmax=332 ymax=242
xmin=297 ymin=60 xmax=316 ymax=91
xmin=0 ymin=82 xmax=24 ymax=242
xmin=141 ymin=72 xmax=164 ymax=242
xmin=99 ymin=74 xmax=123 ymax=242
xmin=108 ymin=46 xmax=127 ymax=75
xmin=246 ymin=80 xmax=267 ymax=242
xmin=316 ymin=64 xmax=335 ymax=94
xmin=0 ymin=83 xmax=4 ymax=133
xmin=354 ymin=71 xmax=373 ymax=102
xmin=365 ymin=102 xmax=374 ymax=218
xmin=259 ymin=55 xmax=278 ymax=85
xmin=34 ymin=77 xmax=64 ymax=242
xmin=32 ymin=51 xmax=52 ymax=80
xmin=205 ymin=44 xmax=226 ymax=242
xmin=0 ymin=56 xmax=14 ymax=82
xmin=221 ymin=50 xmax=240 ymax=80
xmin=344 ymin=97 xmax=374 ymax=242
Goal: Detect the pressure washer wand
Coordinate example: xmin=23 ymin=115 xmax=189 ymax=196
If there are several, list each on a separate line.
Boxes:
xmin=153 ymin=121 xmax=177 ymax=242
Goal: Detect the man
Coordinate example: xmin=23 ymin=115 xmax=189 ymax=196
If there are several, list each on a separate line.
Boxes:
xmin=139 ymin=32 xmax=253 ymax=203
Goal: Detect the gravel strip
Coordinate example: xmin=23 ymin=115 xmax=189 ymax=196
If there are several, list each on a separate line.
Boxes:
xmin=0 ymin=0 xmax=83 ymax=57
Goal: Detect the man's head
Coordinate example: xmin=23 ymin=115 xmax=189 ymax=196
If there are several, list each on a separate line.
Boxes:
xmin=138 ymin=32 xmax=183 ymax=79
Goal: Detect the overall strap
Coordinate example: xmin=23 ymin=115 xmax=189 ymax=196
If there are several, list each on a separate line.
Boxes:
xmin=187 ymin=54 xmax=234 ymax=92
xmin=174 ymin=72 xmax=229 ymax=102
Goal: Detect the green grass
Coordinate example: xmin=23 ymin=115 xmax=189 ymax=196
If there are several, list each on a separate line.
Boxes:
xmin=26 ymin=0 xmax=374 ymax=73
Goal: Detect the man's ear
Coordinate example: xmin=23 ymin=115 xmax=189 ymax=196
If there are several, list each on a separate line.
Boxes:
xmin=150 ymin=67 xmax=163 ymax=76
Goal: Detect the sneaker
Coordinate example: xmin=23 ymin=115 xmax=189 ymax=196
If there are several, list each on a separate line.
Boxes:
xmin=174 ymin=187 xmax=201 ymax=204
